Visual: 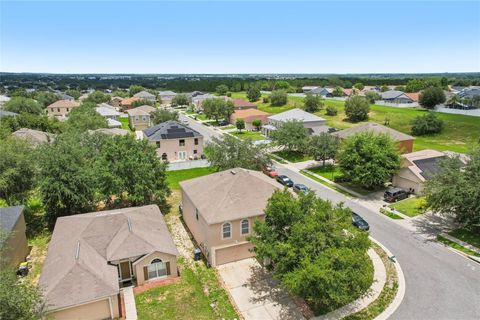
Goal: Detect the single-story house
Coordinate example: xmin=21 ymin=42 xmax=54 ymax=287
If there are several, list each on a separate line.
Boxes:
xmin=405 ymin=92 xmax=420 ymax=102
xmin=96 ymin=104 xmax=122 ymax=128
xmin=143 ymin=120 xmax=203 ymax=161
xmin=392 ymin=149 xmax=447 ymax=194
xmin=12 ymin=128 xmax=54 ymax=146
xmin=262 ymin=108 xmax=329 ymax=136
xmin=191 ymin=94 xmax=217 ymax=109
xmin=230 ymin=109 xmax=270 ymax=131
xmin=39 ymin=205 xmax=179 ymax=320
xmin=159 ymin=91 xmax=177 ymax=105
xmin=0 ymin=205 xmax=29 ymax=267
xmin=120 ymin=96 xmax=140 ymax=111
xmin=332 ymin=122 xmax=415 ymax=153
xmin=231 ymin=98 xmax=257 ymax=110
xmin=180 ymin=168 xmax=282 ymax=266
xmin=308 ymin=87 xmax=332 ymax=97
xmin=381 ymin=90 xmax=415 ymax=103
xmin=47 ymin=100 xmax=80 ymax=119
xmin=186 ymin=91 xmax=204 ymax=102
xmin=126 ymin=105 xmax=156 ymax=130
xmin=89 ymin=128 xmax=130 ymax=136
xmin=110 ymin=96 xmax=124 ymax=109
xmin=302 ymin=86 xmax=320 ymax=93
xmin=133 ymin=90 xmax=156 ymax=103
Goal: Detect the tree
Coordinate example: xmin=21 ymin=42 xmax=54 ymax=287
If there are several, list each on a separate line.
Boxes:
xmin=250 ymin=190 xmax=372 ymax=314
xmin=202 ymin=98 xmax=234 ymax=123
xmin=332 ymin=86 xmax=344 ymax=97
xmin=365 ymin=91 xmax=381 ymax=104
xmin=67 ymin=102 xmax=107 ymax=132
xmin=252 ymin=119 xmax=262 ymax=131
xmin=325 ymin=105 xmax=338 ymax=116
xmin=172 ymin=94 xmax=188 ymax=107
xmin=152 ymin=109 xmax=178 ymax=125
xmin=235 ymin=119 xmax=245 ymax=132
xmin=0 ymin=138 xmax=36 ymax=204
xmin=132 ymin=99 xmax=154 ymax=107
xmin=129 ymin=85 xmax=144 ymax=96
xmin=303 ymin=93 xmax=323 ymax=113
xmin=247 ymin=87 xmax=261 ymax=102
xmin=411 ymin=113 xmax=444 ymax=135
xmin=4 ymin=97 xmax=43 ymax=115
xmin=419 ymin=87 xmax=446 ymax=109
xmin=270 ymin=90 xmax=288 ymax=106
xmin=344 ymin=96 xmax=370 ymax=122
xmin=0 ymin=113 xmax=65 ymax=134
xmin=216 ymin=84 xmax=229 ymax=96
xmin=353 ymin=83 xmax=364 ymax=90
xmin=65 ymin=89 xmax=82 ymax=100
xmin=84 ymin=90 xmax=111 ymax=104
xmin=307 ymin=133 xmax=340 ymax=166
xmin=380 ymin=85 xmax=389 ymax=92
xmin=337 ymin=132 xmax=401 ymax=189
xmin=424 ymin=149 xmax=480 ymax=228
xmin=34 ymin=91 xmax=59 ymax=108
xmin=205 ymin=135 xmax=271 ymax=171
xmin=270 ymin=120 xmax=309 ymax=152
xmin=274 ymin=80 xmax=290 ymax=90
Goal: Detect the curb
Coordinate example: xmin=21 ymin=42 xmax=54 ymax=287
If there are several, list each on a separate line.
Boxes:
xmin=371 ymin=237 xmax=406 ymax=320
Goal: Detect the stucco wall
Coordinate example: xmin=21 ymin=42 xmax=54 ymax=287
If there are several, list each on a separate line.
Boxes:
xmin=181 ymin=189 xmax=211 ymax=258
xmin=129 ymin=115 xmax=150 ymax=130
xmin=3 ymin=213 xmax=29 ymax=267
xmin=393 ymin=168 xmax=424 ymax=194
xmin=398 ymin=140 xmax=414 ymax=154
xmin=153 ymin=136 xmax=203 ymax=161
xmin=134 ymin=251 xmax=178 ymax=286
xmin=48 ymin=296 xmax=119 ymax=320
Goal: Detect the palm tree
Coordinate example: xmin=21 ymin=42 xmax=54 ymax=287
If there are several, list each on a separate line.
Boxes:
xmin=447 ymin=95 xmax=460 ymax=108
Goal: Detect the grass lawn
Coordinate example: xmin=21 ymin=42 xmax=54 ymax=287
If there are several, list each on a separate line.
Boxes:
xmin=135 ymin=259 xmax=238 ymax=320
xmin=389 ymin=197 xmax=427 ymax=217
xmin=437 ymin=235 xmax=480 ymax=257
xmin=272 ymin=150 xmax=313 ymax=162
xmin=166 ymin=167 xmax=216 ymax=190
xmin=195 ymin=114 xmax=212 ymax=121
xmin=300 ymin=170 xmax=355 ymax=198
xmin=309 ymin=164 xmax=342 ymax=181
xmin=229 ymin=130 xmax=266 ymax=141
xmin=379 ymin=207 xmax=404 ymax=220
xmin=220 ymin=124 xmax=236 ymax=131
xmin=230 ymin=91 xmax=302 ymax=114
xmin=26 ymin=233 xmax=51 ymax=285
xmin=119 ymin=117 xmax=133 ymax=131
xmin=448 ymin=227 xmax=480 ymax=249
xmin=316 ymin=100 xmax=480 ymax=153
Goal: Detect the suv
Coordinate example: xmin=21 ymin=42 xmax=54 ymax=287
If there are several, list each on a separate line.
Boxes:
xmin=383 ymin=188 xmax=409 ymax=203
xmin=276 ymin=175 xmax=294 ymax=187
xmin=263 ymin=166 xmax=278 ymax=178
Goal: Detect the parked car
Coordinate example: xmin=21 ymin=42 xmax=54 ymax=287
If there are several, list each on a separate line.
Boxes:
xmin=383 ymin=188 xmax=409 ymax=203
xmin=293 ymin=184 xmax=309 ymax=194
xmin=352 ymin=213 xmax=370 ymax=231
xmin=218 ymin=120 xmax=229 ymax=126
xmin=263 ymin=166 xmax=278 ymax=178
xmin=276 ymin=175 xmax=294 ymax=187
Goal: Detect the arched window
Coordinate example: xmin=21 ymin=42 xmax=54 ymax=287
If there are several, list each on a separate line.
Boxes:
xmin=147 ymin=258 xmax=167 ymax=279
xmin=222 ymin=222 xmax=231 ymax=239
xmin=241 ymin=219 xmax=249 ymax=235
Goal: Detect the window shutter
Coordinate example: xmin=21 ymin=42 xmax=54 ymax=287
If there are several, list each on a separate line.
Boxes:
xmin=143 ymin=266 xmax=149 ymax=281
xmin=166 ymin=261 xmax=171 ymax=276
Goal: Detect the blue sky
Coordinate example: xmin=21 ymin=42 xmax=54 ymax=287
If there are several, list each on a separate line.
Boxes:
xmin=1 ymin=1 xmax=479 ymax=74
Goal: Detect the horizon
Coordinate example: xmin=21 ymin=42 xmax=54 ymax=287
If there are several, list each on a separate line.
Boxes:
xmin=1 ymin=1 xmax=479 ymax=74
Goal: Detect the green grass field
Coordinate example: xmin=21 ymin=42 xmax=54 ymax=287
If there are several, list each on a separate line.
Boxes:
xmin=309 ymin=164 xmax=342 ymax=181
xmin=229 ymin=130 xmax=266 ymax=141
xmin=437 ymin=235 xmax=480 ymax=257
xmin=448 ymin=227 xmax=480 ymax=249
xmin=389 ymin=197 xmax=427 ymax=217
xmin=166 ymin=167 xmax=216 ymax=190
xmin=230 ymin=92 xmax=301 ymax=114
xmin=119 ymin=117 xmax=133 ymax=131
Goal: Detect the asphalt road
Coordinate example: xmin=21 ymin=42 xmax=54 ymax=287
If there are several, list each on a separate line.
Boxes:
xmin=276 ymin=165 xmax=480 ymax=320
xmin=178 ymin=113 xmax=222 ymax=143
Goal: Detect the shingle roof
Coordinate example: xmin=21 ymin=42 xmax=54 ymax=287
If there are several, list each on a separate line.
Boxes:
xmin=12 ymin=128 xmax=54 ymax=145
xmin=232 ymin=99 xmax=257 ymax=108
xmin=381 ymin=90 xmax=408 ymax=100
xmin=126 ymin=105 xmax=156 ymax=116
xmin=39 ymin=205 xmax=178 ymax=311
xmin=121 ymin=96 xmax=140 ymax=106
xmin=332 ymin=122 xmax=414 ymax=141
xmin=159 ymin=91 xmax=177 ymax=96
xmin=268 ymin=108 xmax=325 ymax=123
xmin=90 ymin=128 xmax=130 ymax=136
xmin=133 ymin=91 xmax=156 ymax=99
xmin=0 ymin=109 xmax=18 ymax=117
xmin=143 ymin=121 xmax=202 ymax=141
xmin=47 ymin=99 xmax=80 ymax=109
xmin=180 ymin=168 xmax=282 ymax=224
xmin=0 ymin=205 xmax=25 ymax=233
xmin=233 ymin=109 xmax=269 ymax=119
xmin=96 ymin=106 xmax=121 ymax=117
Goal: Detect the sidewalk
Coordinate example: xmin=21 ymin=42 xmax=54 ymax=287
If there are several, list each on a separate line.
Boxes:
xmin=122 ymin=286 xmax=137 ymax=320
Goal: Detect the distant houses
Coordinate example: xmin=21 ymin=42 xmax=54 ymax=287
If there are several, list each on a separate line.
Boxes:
xmin=133 ymin=90 xmax=156 ymax=103
xmin=159 ymin=91 xmax=177 ymax=105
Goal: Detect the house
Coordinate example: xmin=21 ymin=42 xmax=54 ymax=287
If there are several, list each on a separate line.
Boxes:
xmin=47 ymin=100 xmax=80 ymax=119
xmin=0 ymin=206 xmax=29 ymax=267
xmin=39 ymin=205 xmax=179 ymax=320
xmin=332 ymin=122 xmax=415 ymax=153
xmin=380 ymin=90 xmax=414 ymax=103
xmin=180 ymin=168 xmax=282 ymax=266
xmin=125 ymin=105 xmax=156 ymax=130
xmin=302 ymin=86 xmax=319 ymax=93
xmin=308 ymin=87 xmax=332 ymax=97
xmin=186 ymin=91 xmax=204 ymax=102
xmin=89 ymin=128 xmax=130 ymax=136
xmin=95 ymin=104 xmax=122 ymax=128
xmin=405 ymin=92 xmax=420 ymax=102
xmin=0 ymin=109 xmax=18 ymax=118
xmin=191 ymin=94 xmax=217 ymax=109
xmin=158 ymin=91 xmax=177 ymax=105
xmin=133 ymin=90 xmax=156 ymax=103
xmin=12 ymin=128 xmax=54 ymax=146
xmin=143 ymin=121 xmax=203 ymax=161
xmin=110 ymin=96 xmax=124 ymax=109
xmin=0 ymin=94 xmax=11 ymax=107
xmin=59 ymin=93 xmax=74 ymax=101
xmin=231 ymin=98 xmax=257 ymax=110
xmin=230 ymin=109 xmax=270 ymax=131
xmin=262 ymin=108 xmax=328 ymax=136
xmin=120 ymin=96 xmax=140 ymax=110
xmin=392 ymin=149 xmax=448 ymax=194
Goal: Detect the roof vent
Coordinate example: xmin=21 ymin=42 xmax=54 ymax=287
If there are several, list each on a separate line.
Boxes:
xmin=127 ymin=217 xmax=132 ymax=233
xmin=230 ymin=170 xmax=237 ymax=175
xmin=75 ymin=241 xmax=80 ymax=260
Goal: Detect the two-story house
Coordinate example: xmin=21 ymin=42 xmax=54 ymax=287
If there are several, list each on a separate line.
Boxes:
xmin=143 ymin=121 xmax=203 ymax=161
xmin=126 ymin=105 xmax=156 ymax=130
xmin=133 ymin=90 xmax=157 ymax=103
xmin=47 ymin=100 xmax=80 ymax=119
xmin=158 ymin=91 xmax=177 ymax=105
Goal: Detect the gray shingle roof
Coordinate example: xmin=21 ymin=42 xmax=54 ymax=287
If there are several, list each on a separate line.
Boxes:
xmin=268 ymin=108 xmax=325 ymax=123
xmin=133 ymin=91 xmax=156 ymax=99
xmin=159 ymin=91 xmax=177 ymax=96
xmin=0 ymin=109 xmax=18 ymax=117
xmin=143 ymin=121 xmax=202 ymax=141
xmin=332 ymin=122 xmax=414 ymax=141
xmin=12 ymin=128 xmax=54 ymax=145
xmin=0 ymin=205 xmax=25 ymax=233
xmin=381 ymin=90 xmax=406 ymax=100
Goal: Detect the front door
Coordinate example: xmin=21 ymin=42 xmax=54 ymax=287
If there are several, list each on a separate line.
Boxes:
xmin=120 ymin=261 xmax=131 ymax=281
xmin=178 ymin=151 xmax=187 ymax=160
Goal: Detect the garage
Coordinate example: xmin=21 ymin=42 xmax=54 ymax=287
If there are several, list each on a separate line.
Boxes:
xmin=214 ymin=242 xmax=254 ymax=266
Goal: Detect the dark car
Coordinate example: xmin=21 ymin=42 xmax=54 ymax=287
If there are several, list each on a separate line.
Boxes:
xmin=293 ymin=184 xmax=309 ymax=194
xmin=352 ymin=213 xmax=370 ymax=231
xmin=276 ymin=175 xmax=294 ymax=187
xmin=218 ymin=120 xmax=229 ymax=126
xmin=383 ymin=188 xmax=409 ymax=203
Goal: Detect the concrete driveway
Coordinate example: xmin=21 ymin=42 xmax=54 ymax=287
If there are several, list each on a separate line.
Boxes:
xmin=217 ymin=258 xmax=305 ymax=320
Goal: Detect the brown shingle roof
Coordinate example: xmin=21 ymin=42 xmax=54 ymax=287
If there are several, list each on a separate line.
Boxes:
xmin=180 ymin=168 xmax=282 ymax=224
xmin=405 ymin=92 xmax=420 ymax=102
xmin=232 ymin=99 xmax=257 ymax=108
xmin=332 ymin=122 xmax=414 ymax=142
xmin=232 ymin=109 xmax=270 ymax=119
xmin=126 ymin=105 xmax=156 ymax=116
xmin=121 ymin=96 xmax=140 ymax=106
xmin=39 ymin=205 xmax=178 ymax=311
xmin=47 ymin=99 xmax=80 ymax=109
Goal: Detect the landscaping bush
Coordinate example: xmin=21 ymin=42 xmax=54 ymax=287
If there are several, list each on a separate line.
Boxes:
xmin=270 ymin=90 xmax=288 ymax=106
xmin=419 ymin=86 xmax=446 ymax=109
xmin=410 ymin=112 xmax=444 ymax=135
xmin=344 ymin=96 xmax=370 ymax=122
xmin=247 ymin=87 xmax=261 ymax=102
xmin=262 ymin=96 xmax=270 ymax=103
xmin=325 ymin=105 xmax=338 ymax=116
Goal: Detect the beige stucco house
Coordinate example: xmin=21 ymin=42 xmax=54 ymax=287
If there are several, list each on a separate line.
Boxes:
xmin=39 ymin=205 xmax=179 ymax=320
xmin=180 ymin=168 xmax=282 ymax=267
xmin=126 ymin=105 xmax=156 ymax=130
xmin=0 ymin=206 xmax=29 ymax=267
xmin=262 ymin=108 xmax=329 ymax=136
xmin=143 ymin=120 xmax=204 ymax=161
xmin=230 ymin=109 xmax=270 ymax=131
xmin=47 ymin=99 xmax=80 ymax=119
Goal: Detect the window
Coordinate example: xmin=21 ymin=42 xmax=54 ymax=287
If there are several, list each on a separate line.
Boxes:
xmin=156 ymin=141 xmax=161 ymax=148
xmin=241 ymin=219 xmax=249 ymax=235
xmin=66 ymin=108 xmax=69 ymax=112
xmin=179 ymin=139 xmax=185 ymax=146
xmin=195 ymin=208 xmax=199 ymax=220
xmin=193 ymin=150 xmax=197 ymax=154
xmin=57 ymin=108 xmax=60 ymax=112
xmin=147 ymin=258 xmax=167 ymax=279
xmin=194 ymin=138 xmax=199 ymax=145
xmin=222 ymin=222 xmax=231 ymax=239
xmin=161 ymin=153 xmax=168 ymax=160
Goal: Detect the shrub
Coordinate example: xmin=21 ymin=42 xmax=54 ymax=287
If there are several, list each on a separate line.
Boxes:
xmin=411 ymin=113 xmax=444 ymax=135
xmin=344 ymin=96 xmax=370 ymax=122
xmin=247 ymin=87 xmax=261 ymax=102
xmin=325 ymin=105 xmax=338 ymax=116
xmin=419 ymin=87 xmax=446 ymax=109
xmin=262 ymin=96 xmax=270 ymax=103
xmin=270 ymin=90 xmax=288 ymax=106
